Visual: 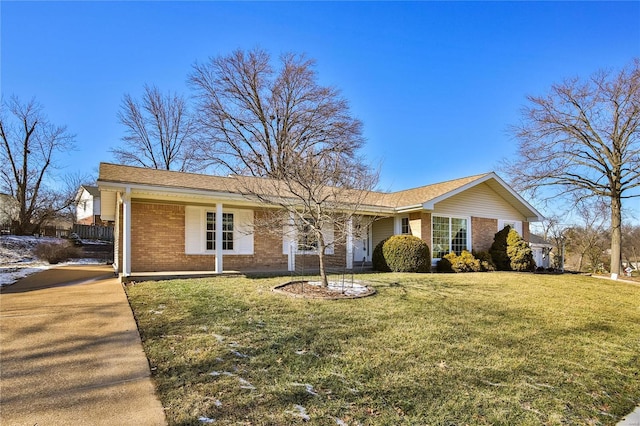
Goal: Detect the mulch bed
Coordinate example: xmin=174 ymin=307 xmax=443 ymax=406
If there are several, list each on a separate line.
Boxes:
xmin=272 ymin=280 xmax=376 ymax=300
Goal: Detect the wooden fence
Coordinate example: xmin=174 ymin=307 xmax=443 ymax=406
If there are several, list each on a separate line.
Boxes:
xmin=72 ymin=224 xmax=114 ymax=241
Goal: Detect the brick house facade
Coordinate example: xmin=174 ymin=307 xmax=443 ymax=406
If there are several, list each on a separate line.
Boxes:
xmin=98 ymin=163 xmax=543 ymax=278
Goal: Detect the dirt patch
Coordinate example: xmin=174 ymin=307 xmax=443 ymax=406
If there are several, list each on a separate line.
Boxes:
xmin=272 ymin=280 xmax=376 ymax=300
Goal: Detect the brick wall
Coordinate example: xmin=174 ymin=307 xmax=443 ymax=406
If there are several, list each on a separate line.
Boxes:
xmin=471 ymin=217 xmax=497 ymax=252
xmin=122 ymin=202 xmax=346 ymax=273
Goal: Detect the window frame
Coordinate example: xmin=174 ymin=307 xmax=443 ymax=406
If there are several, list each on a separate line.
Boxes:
xmin=401 ymin=217 xmax=410 ymax=234
xmin=431 ymin=215 xmax=471 ymax=261
xmin=206 ymin=212 xmax=234 ymax=252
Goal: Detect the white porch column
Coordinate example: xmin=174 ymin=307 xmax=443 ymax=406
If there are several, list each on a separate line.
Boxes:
xmin=393 ymin=216 xmax=402 ymax=235
xmin=122 ymin=188 xmax=132 ymax=277
xmin=346 ymin=218 xmax=354 ymax=270
xmin=287 ymin=212 xmax=295 ymax=272
xmin=215 ymin=202 xmax=223 ymax=273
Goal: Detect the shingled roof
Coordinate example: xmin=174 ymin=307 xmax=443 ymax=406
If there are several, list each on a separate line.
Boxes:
xmin=97 ymin=162 xmax=541 ymax=219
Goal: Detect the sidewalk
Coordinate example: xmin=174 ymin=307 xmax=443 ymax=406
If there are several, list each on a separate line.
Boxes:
xmin=0 ymin=265 xmax=166 ymax=425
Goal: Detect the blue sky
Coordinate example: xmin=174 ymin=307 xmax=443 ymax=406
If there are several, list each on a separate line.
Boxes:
xmin=2 ymin=1 xmax=639 ymax=220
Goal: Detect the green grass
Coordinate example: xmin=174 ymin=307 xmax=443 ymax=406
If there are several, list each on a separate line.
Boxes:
xmin=126 ymin=272 xmax=640 ymax=425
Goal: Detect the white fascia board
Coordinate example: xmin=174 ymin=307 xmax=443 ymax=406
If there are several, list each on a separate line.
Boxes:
xmin=394 ymin=204 xmax=424 ymax=214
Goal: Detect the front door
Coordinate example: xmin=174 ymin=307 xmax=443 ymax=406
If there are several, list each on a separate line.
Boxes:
xmin=353 ymin=225 xmax=371 ymax=263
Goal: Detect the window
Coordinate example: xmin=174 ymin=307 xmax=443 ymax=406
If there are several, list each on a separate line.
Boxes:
xmin=297 ymin=218 xmax=318 ymax=251
xmin=432 ymin=216 xmax=468 ymax=259
xmin=206 ymin=212 xmax=234 ymax=251
xmin=401 ymin=217 xmax=410 ymax=234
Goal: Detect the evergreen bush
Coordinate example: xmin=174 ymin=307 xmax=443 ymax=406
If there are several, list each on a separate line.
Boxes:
xmin=372 ymin=237 xmax=390 ymax=272
xmin=439 ymin=251 xmax=482 ymax=273
xmin=489 ymin=226 xmax=512 ymax=271
xmin=372 ymin=235 xmax=430 ymax=272
xmin=506 ymin=229 xmax=536 ymax=272
xmin=473 ymin=250 xmax=496 ymax=272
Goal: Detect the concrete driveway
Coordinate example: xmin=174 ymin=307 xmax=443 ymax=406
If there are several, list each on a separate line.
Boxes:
xmin=0 ymin=265 xmax=166 ymax=425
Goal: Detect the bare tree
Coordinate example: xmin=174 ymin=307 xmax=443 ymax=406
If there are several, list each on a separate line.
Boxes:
xmin=190 ymin=48 xmax=378 ymax=286
xmin=621 ymin=223 xmax=640 ymax=271
xmin=504 ymin=59 xmax=640 ymax=278
xmin=111 ymin=85 xmax=201 ymax=172
xmin=564 ymin=198 xmax=610 ymax=272
xmin=0 ymin=96 xmax=76 ymax=235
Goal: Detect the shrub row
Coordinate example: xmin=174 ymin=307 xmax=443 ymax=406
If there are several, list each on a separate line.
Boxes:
xmin=373 ymin=226 xmax=536 ymax=274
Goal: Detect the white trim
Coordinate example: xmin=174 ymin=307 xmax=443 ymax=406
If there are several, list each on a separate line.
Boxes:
xmin=430 ymin=214 xmax=472 ymax=264
xmin=420 ymin=172 xmax=544 ymax=222
xmin=122 ymin=188 xmax=131 ymax=277
xmin=214 ymin=204 xmax=222 ymax=273
xmin=498 ymin=219 xmax=522 ymax=236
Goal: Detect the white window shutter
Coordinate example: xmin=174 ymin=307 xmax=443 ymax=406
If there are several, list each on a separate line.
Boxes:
xmin=322 ymin=222 xmax=335 ymax=255
xmin=235 ymin=209 xmax=254 ymax=255
xmin=282 ymin=215 xmax=295 ymax=255
xmin=185 ymin=206 xmax=202 ymax=254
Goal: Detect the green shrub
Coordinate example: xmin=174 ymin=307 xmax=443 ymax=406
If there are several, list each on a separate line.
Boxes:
xmin=372 ymin=235 xmax=430 ymax=273
xmin=506 ymin=229 xmax=536 ymax=272
xmin=436 ymin=255 xmax=453 ymax=273
xmin=489 ymin=226 xmax=512 ymax=271
xmin=34 ymin=241 xmax=82 ymax=264
xmin=473 ymin=250 xmax=496 ymax=272
xmin=439 ymin=250 xmax=482 ymax=273
xmin=372 ymin=237 xmax=391 ymax=272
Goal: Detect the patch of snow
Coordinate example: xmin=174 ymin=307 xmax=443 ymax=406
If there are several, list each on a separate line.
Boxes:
xmin=305 ymin=280 xmax=371 ymax=296
xmin=237 ymin=377 xmax=255 ymax=390
xmin=286 ymin=404 xmax=310 ymax=421
xmin=335 ymin=419 xmax=348 ymax=426
xmin=214 ymin=399 xmax=222 ymax=407
xmin=231 ymin=350 xmax=249 ymax=358
xmin=198 ymin=416 xmax=216 ymax=423
xmin=292 ymin=382 xmax=319 ymax=396
xmin=0 ymin=265 xmax=49 ymax=286
xmin=209 ymin=371 xmax=256 ymax=390
xmin=0 ymin=235 xmax=110 ymax=287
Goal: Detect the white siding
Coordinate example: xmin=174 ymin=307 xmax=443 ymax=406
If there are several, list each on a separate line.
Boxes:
xmin=100 ymin=191 xmax=117 ymax=222
xmin=76 ymin=190 xmax=94 ymax=221
xmin=434 ymin=182 xmax=526 ymax=221
xmin=372 ymin=217 xmax=394 ymax=249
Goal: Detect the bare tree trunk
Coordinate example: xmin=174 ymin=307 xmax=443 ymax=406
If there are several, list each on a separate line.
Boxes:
xmin=610 ymin=195 xmax=622 ymax=278
xmin=318 ymin=248 xmax=328 ymax=288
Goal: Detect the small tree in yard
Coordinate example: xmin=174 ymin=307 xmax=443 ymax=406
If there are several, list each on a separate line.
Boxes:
xmin=507 ymin=229 xmax=536 ymax=272
xmin=190 ymin=48 xmax=378 ymax=287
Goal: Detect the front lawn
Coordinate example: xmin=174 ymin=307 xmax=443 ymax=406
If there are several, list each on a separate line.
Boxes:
xmin=126 ymin=272 xmax=640 ymax=425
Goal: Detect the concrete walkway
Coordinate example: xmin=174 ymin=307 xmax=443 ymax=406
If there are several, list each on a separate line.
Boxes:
xmin=0 ymin=265 xmax=166 ymax=425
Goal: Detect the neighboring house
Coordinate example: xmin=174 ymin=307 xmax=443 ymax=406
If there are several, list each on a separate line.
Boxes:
xmin=97 ymin=163 xmax=544 ymax=279
xmin=529 ymin=234 xmax=554 ymax=269
xmin=0 ymin=193 xmax=18 ymax=233
xmin=76 ymin=185 xmax=103 ymax=225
